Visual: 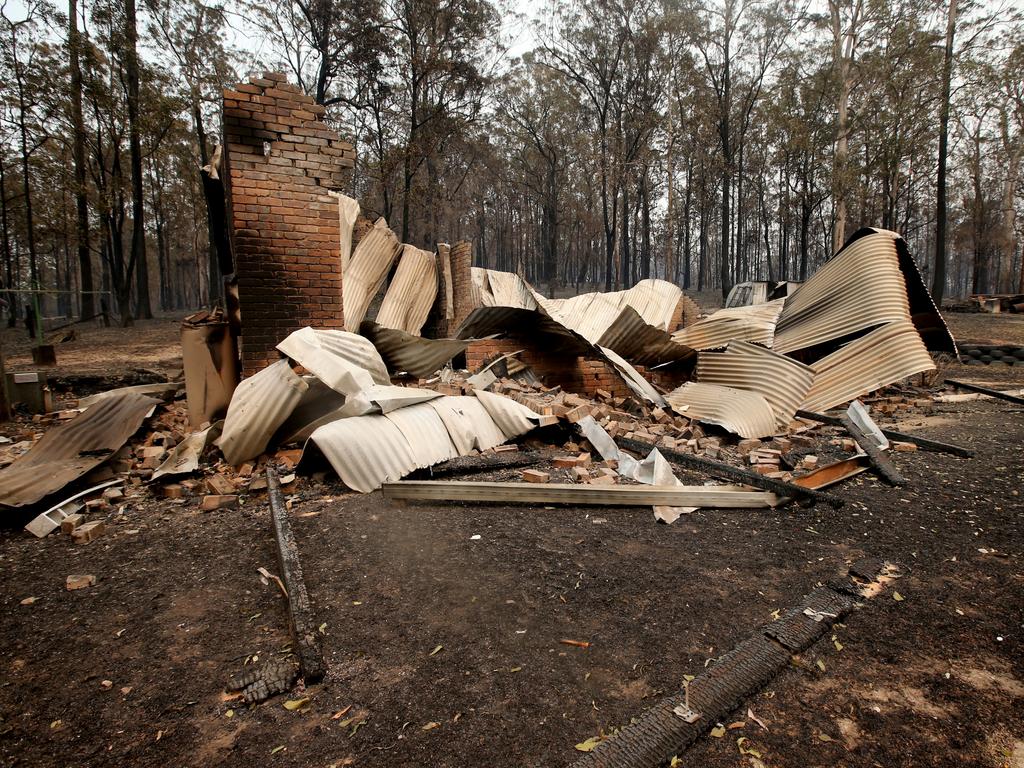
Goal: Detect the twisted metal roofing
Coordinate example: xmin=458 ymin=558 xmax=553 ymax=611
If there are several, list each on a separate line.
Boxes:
xmin=360 ymin=321 xmax=471 ymax=378
xmin=217 ymin=360 xmax=309 ymax=465
xmin=343 ymin=220 xmax=402 ymax=331
xmin=671 ymin=299 xmax=785 ymax=351
xmin=666 ymin=381 xmax=778 ymax=439
xmin=695 ymin=341 xmax=814 ymax=429
xmin=305 ymin=391 xmax=537 ymax=492
xmin=375 ymin=245 xmax=438 ymax=335
xmin=596 ymin=306 xmax=697 ymax=368
xmin=799 ymin=320 xmax=936 ymax=413
xmin=0 ymin=392 xmax=158 ymax=509
xmin=277 ymin=327 xmax=390 ymax=395
xmin=774 ymin=229 xmax=932 ymax=355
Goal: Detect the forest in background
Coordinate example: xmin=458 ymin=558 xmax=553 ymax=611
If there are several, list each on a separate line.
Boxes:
xmin=1 ymin=0 xmax=1023 ymax=328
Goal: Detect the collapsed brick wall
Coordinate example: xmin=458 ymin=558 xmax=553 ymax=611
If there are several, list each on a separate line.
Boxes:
xmin=223 ymin=72 xmax=354 ymax=372
xmin=464 ymin=338 xmax=688 ymax=399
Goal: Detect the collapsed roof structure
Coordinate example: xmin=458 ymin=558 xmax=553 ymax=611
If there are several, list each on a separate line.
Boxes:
xmin=0 ymin=71 xmax=960 ymax=518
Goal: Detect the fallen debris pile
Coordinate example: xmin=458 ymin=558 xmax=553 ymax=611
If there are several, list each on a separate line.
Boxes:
xmin=0 ymin=225 xmax=985 ymax=531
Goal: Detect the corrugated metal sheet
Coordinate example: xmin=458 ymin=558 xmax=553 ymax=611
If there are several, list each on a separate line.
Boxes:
xmin=305 ymin=391 xmax=537 ymax=492
xmin=883 ymin=228 xmax=957 ymax=352
xmin=384 ymin=403 xmax=459 ymax=466
xmin=0 ymin=392 xmax=159 ymax=509
xmin=428 ymin=396 xmax=507 ymax=453
xmin=360 ymin=320 xmax=470 ymax=378
xmin=330 ymin=191 xmax=359 ymax=274
xmin=471 ymin=267 xmax=538 ymax=309
xmin=597 ymin=345 xmax=667 ymax=406
xmin=343 ymin=221 xmax=402 ymax=331
xmin=217 ymin=360 xmax=308 ymax=465
xmin=365 ymin=384 xmax=441 ymax=413
xmin=671 ymin=299 xmax=785 ymax=351
xmin=695 ymin=341 xmax=814 ymax=429
xmin=666 ymin=381 xmax=778 ymax=439
xmin=799 ymin=320 xmax=936 ymax=413
xmin=308 ymin=415 xmax=417 ymax=492
xmin=540 ymin=291 xmax=623 ymax=342
xmin=474 ymin=389 xmax=539 ymax=435
xmin=542 ymin=279 xmax=682 ymax=339
xmin=273 ymin=378 xmax=348 ymax=444
xmin=774 ymin=230 xmax=912 ymax=354
xmin=456 ymin=306 xmax=595 ymax=355
xmin=375 ymin=245 xmax=438 ymax=335
xmin=597 ymin=306 xmax=697 ymax=368
xmin=79 ymin=381 xmax=182 ymax=407
xmin=277 ymin=327 xmax=390 ymax=395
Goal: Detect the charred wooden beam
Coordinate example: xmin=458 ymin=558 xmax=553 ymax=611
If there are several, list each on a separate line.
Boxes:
xmin=615 ymin=436 xmax=845 ymax=509
xmin=837 ymin=415 xmax=905 ymax=486
xmin=266 ymin=466 xmax=325 ymax=683
xmin=795 ymin=409 xmax=973 ymax=458
xmin=944 ymin=379 xmax=1024 ymax=405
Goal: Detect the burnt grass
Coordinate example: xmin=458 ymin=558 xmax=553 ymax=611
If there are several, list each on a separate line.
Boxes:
xmin=0 ymin=398 xmax=1022 ymax=766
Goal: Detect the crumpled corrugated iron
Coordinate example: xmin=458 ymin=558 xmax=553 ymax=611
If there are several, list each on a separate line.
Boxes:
xmin=359 ymin=321 xmax=472 ymax=378
xmin=0 ymin=392 xmax=159 ymax=510
xmin=671 ymin=299 xmax=785 ymax=351
xmin=596 ymin=307 xmax=697 ymax=368
xmin=694 ymin=341 xmax=814 ymax=430
xmin=666 ymin=381 xmax=778 ymax=439
xmin=277 ymin=326 xmax=390 ymax=395
xmin=305 ymin=390 xmax=540 ymax=492
xmin=343 ymin=219 xmax=402 ymax=331
xmin=799 ymin=320 xmax=936 ymax=413
xmin=217 ymin=359 xmax=309 ymax=465
xmin=375 ymin=245 xmax=438 ymax=336
xmin=774 ymin=228 xmax=956 ymax=356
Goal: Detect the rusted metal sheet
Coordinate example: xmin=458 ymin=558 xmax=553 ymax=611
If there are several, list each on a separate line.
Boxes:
xmin=596 ymin=307 xmax=697 ymax=368
xmin=375 ymin=245 xmax=438 ymax=335
xmin=666 ymin=381 xmax=778 ymax=439
xmin=671 ymin=299 xmax=785 ymax=351
xmin=0 ymin=392 xmax=158 ymax=510
xmin=217 ymin=360 xmax=309 ymax=465
xmin=277 ymin=327 xmax=390 ymax=395
xmin=343 ymin=219 xmax=402 ymax=331
xmin=695 ymin=341 xmax=814 ymax=430
xmin=360 ymin=321 xmax=471 ymax=378
xmin=792 ymin=456 xmax=870 ymax=489
xmin=799 ymin=320 xmax=935 ymax=413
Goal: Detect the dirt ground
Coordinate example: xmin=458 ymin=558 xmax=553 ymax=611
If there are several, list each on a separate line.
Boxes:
xmin=1 ymin=314 xmax=186 ymax=382
xmin=0 ymin=314 xmax=1022 ymax=767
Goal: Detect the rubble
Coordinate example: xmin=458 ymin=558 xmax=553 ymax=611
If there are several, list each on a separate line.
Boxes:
xmin=0 ymin=222 xmax=980 ymax=533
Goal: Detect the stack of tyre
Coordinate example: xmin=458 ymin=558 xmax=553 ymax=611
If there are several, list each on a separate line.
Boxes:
xmin=959 ymin=344 xmax=1024 ymax=366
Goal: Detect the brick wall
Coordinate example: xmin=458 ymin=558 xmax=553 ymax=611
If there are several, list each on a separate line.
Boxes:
xmin=450 ymin=240 xmax=474 ymax=332
xmin=223 ymin=72 xmax=355 ymax=372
